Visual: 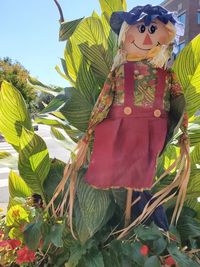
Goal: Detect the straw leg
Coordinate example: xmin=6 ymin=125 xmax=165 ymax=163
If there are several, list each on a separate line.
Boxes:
xmin=125 ymin=189 xmax=133 ymax=227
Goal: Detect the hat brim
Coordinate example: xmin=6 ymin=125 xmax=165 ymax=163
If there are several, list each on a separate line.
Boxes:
xmin=110 ymin=5 xmax=177 ymax=35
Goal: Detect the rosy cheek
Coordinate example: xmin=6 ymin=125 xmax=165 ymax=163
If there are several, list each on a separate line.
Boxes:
xmin=158 ymin=34 xmax=169 ymax=44
xmin=126 ymin=34 xmax=135 ymax=43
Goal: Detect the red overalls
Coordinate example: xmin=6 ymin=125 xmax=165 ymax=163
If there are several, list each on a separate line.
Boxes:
xmin=85 ymin=61 xmax=168 ymax=190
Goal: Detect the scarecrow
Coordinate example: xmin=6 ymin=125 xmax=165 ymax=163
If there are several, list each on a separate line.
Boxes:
xmin=50 ymin=5 xmax=190 ymax=235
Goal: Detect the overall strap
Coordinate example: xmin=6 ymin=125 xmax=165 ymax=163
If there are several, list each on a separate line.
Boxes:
xmin=153 ymin=68 xmax=167 ymax=109
xmin=124 ymin=62 xmax=135 ymax=107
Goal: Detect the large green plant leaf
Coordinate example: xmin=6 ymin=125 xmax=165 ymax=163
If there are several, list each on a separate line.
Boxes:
xmin=173 ymin=35 xmax=200 ymax=117
xmin=79 ymin=250 xmax=104 ymax=267
xmin=74 ymin=200 xmax=91 ymax=244
xmin=76 ymin=173 xmax=112 ymax=238
xmin=0 ymin=81 xmax=32 ymax=150
xmin=9 ymin=170 xmax=32 ymax=199
xmin=64 ymin=39 xmax=82 ymax=82
xmin=24 ymin=220 xmax=42 ymax=250
xmin=60 ymin=87 xmax=93 ymax=132
xmin=29 ymin=77 xmax=62 ymax=96
xmin=191 ymin=143 xmax=200 ymax=163
xmin=35 ymin=116 xmax=82 ymax=142
xmin=76 ymin=58 xmax=99 ymax=104
xmin=59 ymin=18 xmax=84 ymax=41
xmin=66 ymin=240 xmax=94 ymax=267
xmin=50 ymin=126 xmax=76 ymax=152
xmin=0 ymin=152 xmax=12 ymax=159
xmin=18 ymin=128 xmax=50 ymax=199
xmin=101 ymin=12 xmax=118 ymax=59
xmin=188 ymin=121 xmax=200 ymax=146
xmin=99 ymin=0 xmax=126 ymax=17
xmin=43 ymin=159 xmax=66 ymax=204
xmin=65 ymin=16 xmax=111 ymax=82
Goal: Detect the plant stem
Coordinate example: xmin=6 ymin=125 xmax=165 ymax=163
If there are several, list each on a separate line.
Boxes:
xmin=53 ymin=0 xmax=64 ymax=23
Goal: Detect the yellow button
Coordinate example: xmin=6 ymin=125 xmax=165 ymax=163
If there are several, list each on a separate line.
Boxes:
xmin=124 ymin=106 xmax=132 ymax=115
xmin=154 ymin=109 xmax=161 ymax=118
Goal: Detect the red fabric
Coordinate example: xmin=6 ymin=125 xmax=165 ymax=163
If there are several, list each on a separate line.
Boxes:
xmin=85 ymin=62 xmax=168 ymax=190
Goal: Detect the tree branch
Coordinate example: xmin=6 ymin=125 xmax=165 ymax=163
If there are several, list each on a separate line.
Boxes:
xmin=53 ymin=0 xmax=64 ymax=23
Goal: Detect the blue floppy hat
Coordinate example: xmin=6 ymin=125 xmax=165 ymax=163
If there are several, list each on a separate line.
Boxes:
xmin=110 ymin=4 xmax=178 ymax=35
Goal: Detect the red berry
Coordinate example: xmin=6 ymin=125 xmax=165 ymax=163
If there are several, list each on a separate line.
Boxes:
xmin=165 ymin=256 xmax=176 ymax=266
xmin=140 ymin=245 xmax=149 ymax=256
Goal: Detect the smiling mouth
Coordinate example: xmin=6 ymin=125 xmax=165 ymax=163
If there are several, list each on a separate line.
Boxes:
xmin=132 ymin=41 xmax=161 ymax=51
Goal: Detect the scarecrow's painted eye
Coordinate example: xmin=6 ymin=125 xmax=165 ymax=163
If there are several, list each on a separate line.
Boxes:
xmin=148 ymin=24 xmax=157 ymax=34
xmin=137 ymin=24 xmax=146 ymax=33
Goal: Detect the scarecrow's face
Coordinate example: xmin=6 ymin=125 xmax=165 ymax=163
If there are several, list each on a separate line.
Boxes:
xmin=123 ymin=19 xmax=170 ymax=56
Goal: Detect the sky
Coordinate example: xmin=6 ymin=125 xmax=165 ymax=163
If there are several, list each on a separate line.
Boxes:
xmin=0 ymin=0 xmax=162 ymax=87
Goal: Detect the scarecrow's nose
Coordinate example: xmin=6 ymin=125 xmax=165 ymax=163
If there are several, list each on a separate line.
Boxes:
xmin=143 ymin=34 xmax=153 ymax=45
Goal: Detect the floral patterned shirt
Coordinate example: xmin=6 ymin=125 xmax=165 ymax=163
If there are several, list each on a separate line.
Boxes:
xmin=85 ymin=61 xmax=188 ymax=142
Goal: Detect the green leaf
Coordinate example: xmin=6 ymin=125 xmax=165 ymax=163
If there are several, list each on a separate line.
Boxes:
xmin=67 ymin=17 xmax=111 ymax=80
xmin=8 ymin=226 xmax=24 ymax=241
xmin=144 ymin=256 xmax=161 ymax=267
xmin=0 ymin=81 xmax=32 ymax=149
xmin=64 ymin=39 xmax=82 ymax=82
xmin=101 ymin=12 xmax=118 ymax=59
xmin=167 ymin=242 xmax=199 ymax=267
xmin=191 ymin=143 xmax=200 ymax=163
xmin=50 ymin=126 xmax=76 ymax=152
xmin=131 ymin=241 xmax=146 ymax=266
xmin=188 ymin=121 xmax=200 ymax=146
xmin=99 ymin=0 xmax=126 ymax=17
xmin=43 ymin=159 xmax=66 ymax=203
xmin=74 ymin=200 xmax=91 ymax=244
xmin=6 ymin=204 xmax=29 ymax=227
xmin=40 ymin=92 xmax=66 ymax=114
xmin=76 ymin=58 xmax=99 ymax=104
xmin=0 ymin=152 xmax=12 ymax=159
xmin=186 ymin=166 xmax=200 ymax=206
xmin=9 ymin=170 xmax=32 ymax=199
xmin=103 ymin=250 xmax=121 ymax=267
xmin=152 ymin=236 xmax=167 ymax=255
xmin=79 ymin=251 xmax=104 ymax=267
xmin=60 ymin=87 xmax=93 ymax=131
xmin=35 ymin=115 xmax=82 ymax=142
xmin=77 ymin=174 xmax=112 ymax=238
xmin=0 ymin=154 xmax=18 ymax=169
xmin=29 ymin=77 xmax=61 ymax=96
xmin=24 ymin=220 xmax=42 ymax=250
xmin=18 ymin=128 xmax=50 ymax=199
xmin=50 ymin=222 xmax=64 ymax=247
xmin=177 ymin=214 xmax=200 ymax=241
xmin=134 ymin=224 xmax=162 ymax=241
xmin=59 ymin=18 xmax=84 ymax=41
xmin=66 ymin=240 xmax=94 ymax=267
xmin=173 ymin=35 xmax=200 ymax=117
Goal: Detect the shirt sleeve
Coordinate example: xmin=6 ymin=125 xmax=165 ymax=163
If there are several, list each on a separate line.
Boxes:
xmin=170 ymin=69 xmax=188 ymax=134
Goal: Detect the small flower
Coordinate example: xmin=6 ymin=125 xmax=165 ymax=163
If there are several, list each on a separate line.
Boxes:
xmin=164 ymin=256 xmax=176 ymax=266
xmin=140 ymin=245 xmax=149 ymax=256
xmin=0 ymin=239 xmax=21 ymax=249
xmin=16 ymin=246 xmax=36 ymax=264
xmin=0 ymin=240 xmax=9 ymax=247
xmin=8 ymin=239 xmax=21 ymax=249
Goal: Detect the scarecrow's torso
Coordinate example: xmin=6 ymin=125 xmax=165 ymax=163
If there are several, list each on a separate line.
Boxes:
xmin=113 ymin=60 xmax=171 ymax=111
